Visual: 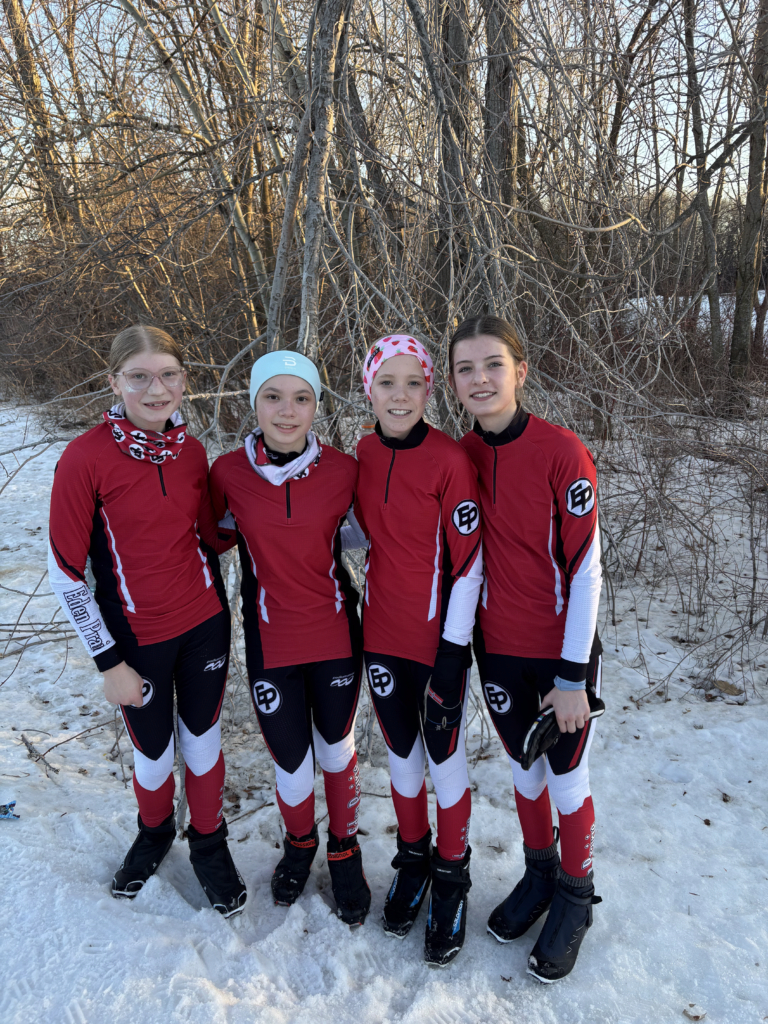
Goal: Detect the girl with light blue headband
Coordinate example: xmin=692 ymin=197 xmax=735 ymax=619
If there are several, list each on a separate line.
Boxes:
xmin=209 ymin=350 xmax=371 ymax=926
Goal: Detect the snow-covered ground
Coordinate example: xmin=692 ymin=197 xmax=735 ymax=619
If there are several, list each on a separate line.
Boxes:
xmin=1 ymin=401 xmax=766 ymax=1024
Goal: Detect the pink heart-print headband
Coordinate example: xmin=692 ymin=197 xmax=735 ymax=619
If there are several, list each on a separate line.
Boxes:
xmin=362 ymin=335 xmax=434 ymax=400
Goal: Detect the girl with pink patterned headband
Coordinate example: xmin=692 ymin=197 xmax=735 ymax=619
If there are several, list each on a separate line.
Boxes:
xmin=362 ymin=334 xmax=435 ymax=401
xmin=352 ymin=333 xmax=484 ymax=966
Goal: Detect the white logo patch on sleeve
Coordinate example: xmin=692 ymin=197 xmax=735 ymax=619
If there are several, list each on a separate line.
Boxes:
xmin=565 ymin=478 xmax=595 ymax=517
xmin=451 ymin=500 xmax=480 ymax=535
xmin=367 ymin=663 xmax=395 ymax=698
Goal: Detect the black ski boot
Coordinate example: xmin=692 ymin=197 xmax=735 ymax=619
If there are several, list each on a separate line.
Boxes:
xmin=424 ymin=847 xmax=472 ymax=967
xmin=112 ymin=812 xmax=175 ymax=899
xmin=383 ymin=829 xmax=433 ymax=938
xmin=327 ymin=832 xmax=371 ymax=927
xmin=272 ymin=824 xmax=319 ymax=906
xmin=487 ymin=836 xmax=560 ymax=942
xmin=187 ymin=820 xmax=247 ymax=918
xmin=527 ymin=870 xmax=602 ymax=983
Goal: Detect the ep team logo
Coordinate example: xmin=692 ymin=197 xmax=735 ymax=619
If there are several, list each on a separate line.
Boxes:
xmin=483 ymin=681 xmax=512 ymax=715
xmin=565 ymin=478 xmax=595 ymax=517
xmin=452 ymin=500 xmax=480 ymax=535
xmin=253 ymin=679 xmax=282 ymax=715
xmin=367 ymin=663 xmax=395 ymax=698
xmin=131 ymin=677 xmax=155 ymax=709
xmin=330 ymin=673 xmax=355 ymax=687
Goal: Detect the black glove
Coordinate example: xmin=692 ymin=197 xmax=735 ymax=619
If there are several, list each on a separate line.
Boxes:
xmin=424 ymin=640 xmax=470 ymax=733
xmin=519 ymin=696 xmax=606 ymax=771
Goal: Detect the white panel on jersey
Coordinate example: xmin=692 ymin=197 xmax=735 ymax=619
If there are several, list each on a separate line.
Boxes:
xmin=427 ymin=511 xmax=442 ymax=622
xmin=327 ymin=516 xmax=345 ymax=613
xmin=442 ymin=546 xmax=483 ymax=646
xmin=546 ymin=504 xmax=564 ymax=617
xmin=313 ymin=724 xmax=355 ymax=774
xmin=177 ymin=716 xmax=222 ymax=777
xmin=194 ymin=529 xmax=213 ymax=588
xmin=47 ymin=544 xmax=117 ymax=660
xmin=132 ymin=733 xmax=175 ymax=791
xmin=101 ymin=508 xmax=136 ymax=613
xmin=274 ymin=745 xmax=314 ymax=807
xmin=560 ymin=524 xmax=602 ymax=666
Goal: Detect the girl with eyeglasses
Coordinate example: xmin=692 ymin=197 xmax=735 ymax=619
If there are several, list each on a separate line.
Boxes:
xmin=48 ymin=325 xmax=246 ymax=917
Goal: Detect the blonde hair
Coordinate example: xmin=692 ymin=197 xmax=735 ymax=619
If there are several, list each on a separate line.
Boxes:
xmin=109 ymin=325 xmax=185 ymax=376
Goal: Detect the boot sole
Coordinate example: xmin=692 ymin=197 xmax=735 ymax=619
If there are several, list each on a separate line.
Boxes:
xmin=336 ymin=909 xmax=370 ymax=928
xmin=211 ymin=890 xmax=248 ymax=919
xmin=111 ymin=884 xmax=143 ymax=899
xmin=424 ymin=946 xmax=462 ymax=968
xmin=487 ymin=924 xmax=514 ymax=944
xmin=526 ymin=964 xmax=566 ymax=984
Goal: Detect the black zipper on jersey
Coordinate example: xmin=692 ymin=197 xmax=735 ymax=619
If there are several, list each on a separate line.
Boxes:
xmin=285 ymin=481 xmax=291 ymax=519
xmin=157 ymin=465 xmax=167 ymax=497
xmin=492 ymin=447 xmax=497 ymax=508
xmin=383 ymin=449 xmax=396 ymax=507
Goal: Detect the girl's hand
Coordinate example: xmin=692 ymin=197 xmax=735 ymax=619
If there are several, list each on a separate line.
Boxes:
xmin=540 ymin=687 xmax=589 ymax=734
xmin=103 ymin=662 xmax=145 ymax=707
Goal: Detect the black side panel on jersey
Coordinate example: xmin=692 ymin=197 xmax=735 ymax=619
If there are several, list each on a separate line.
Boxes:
xmin=198 ymin=540 xmax=229 ymax=616
xmin=49 ymin=535 xmax=85 ymax=582
xmin=553 ymin=504 xmax=568 ymax=597
xmin=237 ymin=533 xmax=261 ymax=635
xmin=89 ymin=500 xmax=135 ymax=644
xmin=334 ymin=526 xmax=363 ymax=660
xmin=438 ymin=527 xmax=453 ymax=638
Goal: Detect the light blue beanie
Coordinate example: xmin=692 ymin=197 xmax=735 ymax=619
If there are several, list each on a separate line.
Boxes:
xmin=249 ymin=350 xmax=322 ymax=408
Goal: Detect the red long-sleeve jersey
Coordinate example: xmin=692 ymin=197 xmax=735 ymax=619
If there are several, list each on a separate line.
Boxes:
xmin=209 ymin=445 xmax=360 ymax=669
xmin=48 ymin=422 xmax=227 ymax=670
xmin=355 ymin=420 xmax=482 ymax=665
xmin=460 ymin=411 xmax=601 ymax=670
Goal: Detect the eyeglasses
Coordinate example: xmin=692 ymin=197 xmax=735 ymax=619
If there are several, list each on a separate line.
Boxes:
xmin=114 ymin=368 xmax=186 ymax=392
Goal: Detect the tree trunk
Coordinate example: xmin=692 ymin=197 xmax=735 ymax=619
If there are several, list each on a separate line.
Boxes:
xmin=683 ymin=0 xmax=723 ymax=361
xmin=116 ymin=0 xmax=272 ymax=316
xmin=298 ymin=0 xmax=350 ymax=361
xmin=432 ymin=0 xmax=469 ymax=334
xmin=2 ymin=0 xmax=71 ymax=231
xmin=267 ymin=108 xmax=313 ymax=350
xmin=730 ymin=0 xmax=768 ymax=378
xmin=753 ymin=255 xmax=768 ymax=357
xmin=482 ymin=0 xmax=515 ymax=210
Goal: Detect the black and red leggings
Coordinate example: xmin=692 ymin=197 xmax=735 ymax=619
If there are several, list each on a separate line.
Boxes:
xmin=119 ymin=610 xmax=230 ymax=834
xmin=365 ymin=652 xmax=471 ymax=862
xmin=475 ymin=631 xmax=603 ymax=877
xmin=244 ymin=617 xmax=363 ymax=841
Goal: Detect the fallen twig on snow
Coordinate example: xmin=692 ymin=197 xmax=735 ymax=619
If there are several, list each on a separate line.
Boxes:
xmin=21 ymin=734 xmax=59 ymax=775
